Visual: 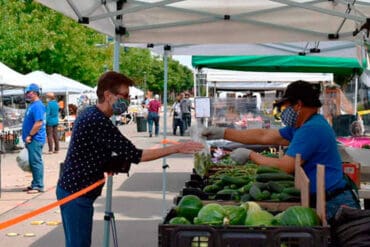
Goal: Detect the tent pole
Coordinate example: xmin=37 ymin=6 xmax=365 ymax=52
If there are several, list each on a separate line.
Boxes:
xmin=162 ymin=45 xmax=170 ymax=218
xmin=103 ymin=30 xmax=121 ymax=247
xmin=354 ymin=74 xmax=358 ymax=116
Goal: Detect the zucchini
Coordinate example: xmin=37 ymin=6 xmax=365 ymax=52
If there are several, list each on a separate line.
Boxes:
xmin=249 ymin=184 xmax=271 ymax=201
xmin=267 ymin=181 xmax=295 ymax=193
xmin=256 ymin=173 xmax=294 ymax=182
xmin=278 ymin=192 xmax=300 ymax=202
xmin=256 ymin=166 xmax=284 ymax=174
xmin=282 ymin=187 xmax=301 ymax=196
xmin=203 ymin=184 xmax=220 ymax=193
xmin=221 ymin=175 xmax=249 ymax=186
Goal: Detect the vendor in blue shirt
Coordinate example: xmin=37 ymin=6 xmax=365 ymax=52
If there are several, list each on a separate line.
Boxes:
xmin=202 ymin=80 xmax=360 ymax=222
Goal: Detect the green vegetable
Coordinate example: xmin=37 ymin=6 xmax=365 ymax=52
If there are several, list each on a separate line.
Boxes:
xmin=256 ymin=166 xmax=285 ymax=174
xmin=203 ymin=184 xmax=220 ymax=193
xmin=240 ymin=193 xmax=251 ymax=202
xmin=278 ymin=192 xmax=300 ymax=202
xmin=240 ymin=201 xmax=261 ymax=215
xmin=282 ymin=187 xmax=301 ymax=196
xmin=193 ymin=203 xmax=226 ymax=226
xmin=271 ymin=212 xmax=284 ymax=226
xmin=169 ymin=217 xmax=191 ymax=225
xmin=256 ymin=173 xmax=294 ymax=182
xmin=245 ymin=209 xmax=274 ymax=226
xmin=223 ymin=205 xmax=247 ymax=225
xmin=280 ymin=206 xmax=320 ymax=226
xmin=176 ymin=195 xmax=203 ymax=222
xmin=268 ymin=181 xmax=295 ymax=193
xmin=249 ymin=184 xmax=271 ymax=201
xmin=221 ymin=175 xmax=249 ymax=186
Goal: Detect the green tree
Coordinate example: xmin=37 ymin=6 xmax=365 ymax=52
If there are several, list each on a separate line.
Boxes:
xmin=0 ymin=0 xmax=193 ymax=91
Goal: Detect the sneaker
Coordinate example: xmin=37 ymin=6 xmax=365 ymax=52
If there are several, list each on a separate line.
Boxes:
xmin=149 ymin=133 xmax=152 ymax=137
xmin=27 ymin=189 xmax=43 ymax=194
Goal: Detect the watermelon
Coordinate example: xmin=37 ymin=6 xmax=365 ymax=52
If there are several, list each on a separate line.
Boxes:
xmin=223 ymin=205 xmax=247 ymax=225
xmin=280 ymin=206 xmax=320 ymax=226
xmin=175 ymin=195 xmax=203 ymax=222
xmin=169 ymin=217 xmax=191 ymax=225
xmin=193 ymin=203 xmax=226 ymax=226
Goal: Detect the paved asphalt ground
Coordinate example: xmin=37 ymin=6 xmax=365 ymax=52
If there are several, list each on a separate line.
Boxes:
xmin=0 ymin=113 xmax=196 ymax=247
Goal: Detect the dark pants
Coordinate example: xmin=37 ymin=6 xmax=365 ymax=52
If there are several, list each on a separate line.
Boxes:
xmin=182 ymin=112 xmax=191 ymax=130
xmin=56 ymin=185 xmax=96 ymax=247
xmin=47 ymin=125 xmax=59 ymax=152
xmin=173 ymin=117 xmax=184 ymax=136
xmin=147 ymin=111 xmax=160 ymax=136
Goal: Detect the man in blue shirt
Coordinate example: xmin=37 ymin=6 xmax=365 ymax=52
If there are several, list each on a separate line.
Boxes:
xmin=202 ymin=80 xmax=360 ymax=222
xmin=22 ymin=83 xmax=46 ymax=194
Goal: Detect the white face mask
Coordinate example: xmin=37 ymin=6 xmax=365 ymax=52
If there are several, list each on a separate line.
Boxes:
xmin=281 ymin=106 xmax=298 ymax=127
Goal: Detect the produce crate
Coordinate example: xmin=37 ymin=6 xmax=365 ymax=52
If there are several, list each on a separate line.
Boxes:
xmin=158 ymin=224 xmax=330 ymax=247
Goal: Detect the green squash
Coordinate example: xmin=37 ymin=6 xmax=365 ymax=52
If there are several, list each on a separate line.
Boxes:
xmin=280 ymin=206 xmax=320 ymax=227
xmin=175 ymin=195 xmax=203 ymax=222
xmin=223 ymin=205 xmax=247 ymax=225
xmin=169 ymin=216 xmax=191 ymax=225
xmin=193 ymin=203 xmax=226 ymax=226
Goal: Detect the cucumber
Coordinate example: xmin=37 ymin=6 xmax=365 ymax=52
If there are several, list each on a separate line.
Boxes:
xmin=256 ymin=166 xmax=285 ymax=174
xmin=256 ymin=173 xmax=294 ymax=182
xmin=278 ymin=192 xmax=300 ymax=202
xmin=221 ymin=175 xmax=249 ymax=186
xmin=282 ymin=187 xmax=301 ymax=196
xmin=203 ymin=184 xmax=220 ymax=193
xmin=249 ymin=184 xmax=271 ymax=201
xmin=267 ymin=181 xmax=295 ymax=193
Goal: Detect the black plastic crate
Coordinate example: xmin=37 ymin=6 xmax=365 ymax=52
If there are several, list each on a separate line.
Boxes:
xmin=158 ymin=224 xmax=330 ymax=247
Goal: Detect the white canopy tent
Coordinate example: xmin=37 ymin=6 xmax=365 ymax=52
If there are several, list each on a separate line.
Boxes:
xmin=0 ymin=62 xmax=27 ymax=89
xmin=36 ymin=0 xmax=370 ymax=44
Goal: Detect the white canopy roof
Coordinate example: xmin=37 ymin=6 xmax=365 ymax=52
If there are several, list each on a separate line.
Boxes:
xmin=36 ymin=1 xmax=370 ymax=44
xmin=24 ymin=71 xmax=85 ymax=94
xmin=50 ymin=73 xmax=94 ymax=93
xmin=205 ymin=68 xmax=333 ymax=90
xmin=0 ymin=62 xmax=27 ymax=89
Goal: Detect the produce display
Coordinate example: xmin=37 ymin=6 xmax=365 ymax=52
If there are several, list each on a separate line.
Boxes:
xmin=167 ymin=197 xmax=320 ymax=227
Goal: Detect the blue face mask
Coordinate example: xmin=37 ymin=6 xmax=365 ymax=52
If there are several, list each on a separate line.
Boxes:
xmin=281 ymin=106 xmax=298 ymax=127
xmin=112 ymin=98 xmax=129 ymax=115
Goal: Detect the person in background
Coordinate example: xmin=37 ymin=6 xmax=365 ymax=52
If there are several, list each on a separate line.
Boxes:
xmin=56 ymin=71 xmax=203 ymax=247
xmin=147 ymin=94 xmax=161 ymax=137
xmin=202 ymin=80 xmax=360 ymax=223
xmin=22 ymin=83 xmax=46 ymax=194
xmin=58 ymin=97 xmax=65 ymax=119
xmin=172 ymin=94 xmax=184 ymax=136
xmin=45 ymin=92 xmax=60 ymax=154
xmin=180 ymin=92 xmax=192 ymax=131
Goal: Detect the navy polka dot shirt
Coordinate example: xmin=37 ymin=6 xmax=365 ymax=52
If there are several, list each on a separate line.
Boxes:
xmin=58 ymin=106 xmax=143 ymax=198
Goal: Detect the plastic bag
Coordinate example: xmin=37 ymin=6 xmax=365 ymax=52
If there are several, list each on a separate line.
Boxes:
xmin=189 ymin=126 xmax=211 ymax=177
xmin=16 ymin=148 xmax=31 ymax=172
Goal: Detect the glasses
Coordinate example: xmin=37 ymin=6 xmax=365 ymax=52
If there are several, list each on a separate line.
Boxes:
xmin=113 ymin=91 xmax=130 ymax=100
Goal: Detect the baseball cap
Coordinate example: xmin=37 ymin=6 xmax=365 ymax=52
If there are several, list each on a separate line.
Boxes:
xmin=25 ymin=83 xmax=40 ymax=94
xmin=274 ymin=80 xmax=322 ymax=108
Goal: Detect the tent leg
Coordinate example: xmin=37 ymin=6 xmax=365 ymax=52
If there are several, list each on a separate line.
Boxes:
xmin=162 ymin=45 xmax=171 ymax=218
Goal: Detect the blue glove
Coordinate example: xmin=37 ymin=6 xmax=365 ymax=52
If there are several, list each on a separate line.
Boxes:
xmin=230 ymin=148 xmax=252 ymax=164
xmin=201 ymin=127 xmax=225 ymax=140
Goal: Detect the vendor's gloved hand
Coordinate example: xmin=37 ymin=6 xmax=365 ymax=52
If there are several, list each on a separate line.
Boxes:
xmin=201 ymin=127 xmax=225 ymax=140
xmin=230 ymin=148 xmax=252 ymax=165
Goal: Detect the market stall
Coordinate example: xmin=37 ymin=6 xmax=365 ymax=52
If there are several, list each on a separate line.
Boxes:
xmin=34 ymin=1 xmax=370 ymax=246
